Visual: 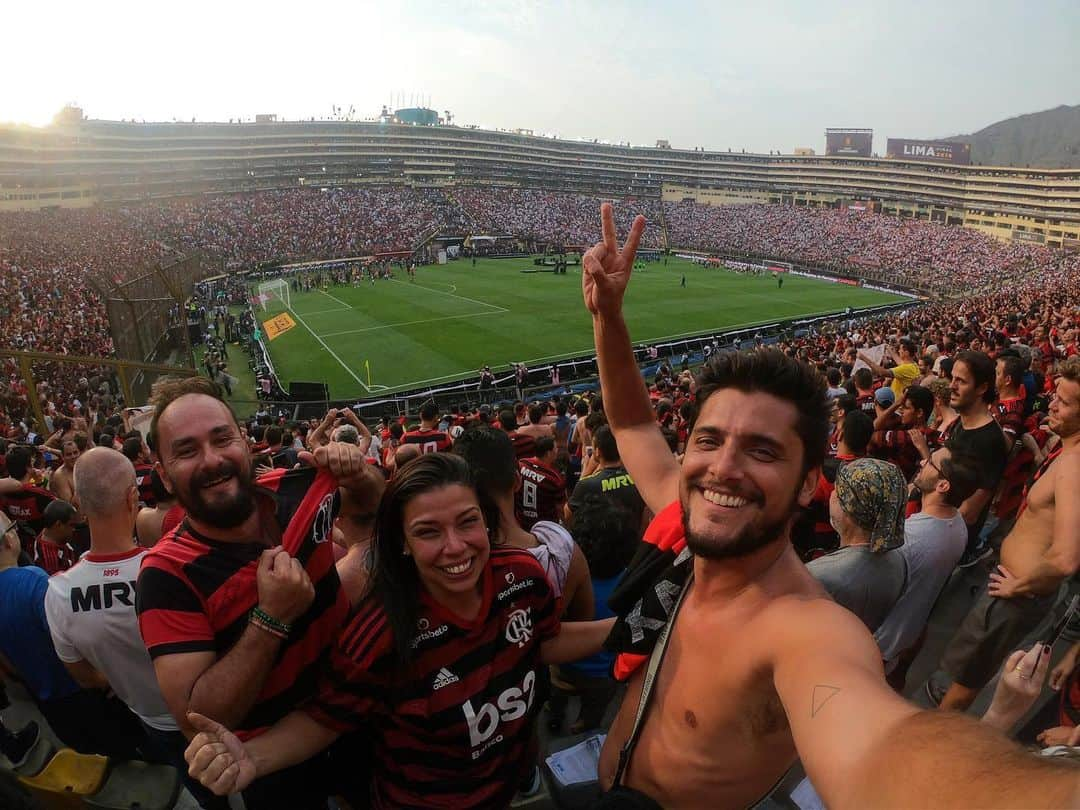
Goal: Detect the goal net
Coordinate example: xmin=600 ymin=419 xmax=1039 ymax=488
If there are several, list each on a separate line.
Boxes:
xmin=257 ymin=278 xmax=291 ymax=312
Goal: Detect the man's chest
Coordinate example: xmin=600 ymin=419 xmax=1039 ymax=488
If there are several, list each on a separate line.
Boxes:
xmin=1024 ymin=461 xmax=1058 ymax=512
xmin=650 ymin=617 xmax=790 ymax=747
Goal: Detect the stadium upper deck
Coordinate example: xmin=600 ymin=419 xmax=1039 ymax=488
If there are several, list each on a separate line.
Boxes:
xmin=3 ymin=115 xmax=1079 ymax=248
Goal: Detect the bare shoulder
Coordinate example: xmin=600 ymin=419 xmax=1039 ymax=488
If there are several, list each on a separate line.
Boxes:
xmin=1053 ymin=446 xmax=1080 ymax=475
xmin=758 ymin=593 xmax=883 ymax=666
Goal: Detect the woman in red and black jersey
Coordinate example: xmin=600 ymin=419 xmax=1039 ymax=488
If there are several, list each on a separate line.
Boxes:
xmin=185 ymin=453 xmax=613 ymax=809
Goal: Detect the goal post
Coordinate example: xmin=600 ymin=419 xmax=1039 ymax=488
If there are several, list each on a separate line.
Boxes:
xmin=257 ymin=278 xmax=291 ymax=312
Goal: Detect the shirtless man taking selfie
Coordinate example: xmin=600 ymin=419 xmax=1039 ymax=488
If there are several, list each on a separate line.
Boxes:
xmin=583 ymin=203 xmax=1077 ymax=809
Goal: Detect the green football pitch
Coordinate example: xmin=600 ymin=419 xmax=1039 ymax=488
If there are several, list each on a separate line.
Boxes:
xmin=259 ymin=256 xmax=909 ymax=399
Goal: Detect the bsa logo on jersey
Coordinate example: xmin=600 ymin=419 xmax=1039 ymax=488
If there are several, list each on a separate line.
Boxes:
xmin=312 ymin=492 xmax=335 ymax=544
xmin=505 ymin=607 xmax=532 ymax=648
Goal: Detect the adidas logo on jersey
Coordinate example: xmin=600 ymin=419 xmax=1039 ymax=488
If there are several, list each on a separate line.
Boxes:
xmin=433 ymin=667 xmax=460 ymax=691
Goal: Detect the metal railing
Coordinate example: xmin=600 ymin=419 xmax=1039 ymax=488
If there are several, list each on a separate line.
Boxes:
xmin=0 ymin=349 xmax=196 ymax=433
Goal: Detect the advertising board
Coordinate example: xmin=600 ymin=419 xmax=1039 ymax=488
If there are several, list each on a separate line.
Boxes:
xmin=886 ymin=138 xmax=972 ymax=165
xmin=825 ymin=129 xmax=873 ymax=157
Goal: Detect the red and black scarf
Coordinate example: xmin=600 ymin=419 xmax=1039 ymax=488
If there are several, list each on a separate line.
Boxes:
xmin=604 ymin=500 xmax=692 ymax=681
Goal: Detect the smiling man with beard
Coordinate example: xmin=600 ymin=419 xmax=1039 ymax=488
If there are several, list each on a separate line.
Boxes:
xmin=134 ymin=376 xmax=368 ymax=809
xmin=584 ymin=203 xmax=1078 ymax=810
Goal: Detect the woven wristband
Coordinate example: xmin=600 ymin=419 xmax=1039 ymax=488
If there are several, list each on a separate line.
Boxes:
xmin=249 ymin=616 xmax=288 ymax=640
xmin=251 ymin=607 xmax=292 ymax=635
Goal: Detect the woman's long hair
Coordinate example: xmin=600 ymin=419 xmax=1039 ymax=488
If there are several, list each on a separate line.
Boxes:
xmin=368 ymin=453 xmax=500 ymax=669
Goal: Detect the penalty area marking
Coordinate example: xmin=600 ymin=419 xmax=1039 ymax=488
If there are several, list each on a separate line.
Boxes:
xmin=283 ymin=306 xmax=387 ymax=393
xmin=318 ymin=289 xmax=354 ymax=309
xmin=294 ymin=306 xmax=352 ymax=317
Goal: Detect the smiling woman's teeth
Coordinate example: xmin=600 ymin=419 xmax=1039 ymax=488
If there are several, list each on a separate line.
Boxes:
xmin=702 ymin=490 xmax=748 ymax=507
xmin=442 ymin=559 xmax=473 ymax=575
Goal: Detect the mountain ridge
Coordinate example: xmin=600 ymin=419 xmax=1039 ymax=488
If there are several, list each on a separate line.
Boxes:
xmin=948 ymin=104 xmax=1080 ymax=168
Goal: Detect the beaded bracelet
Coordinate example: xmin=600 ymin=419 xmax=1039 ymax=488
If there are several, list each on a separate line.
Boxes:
xmin=249 ymin=615 xmax=289 ymax=640
xmin=250 ymin=607 xmax=292 ymax=636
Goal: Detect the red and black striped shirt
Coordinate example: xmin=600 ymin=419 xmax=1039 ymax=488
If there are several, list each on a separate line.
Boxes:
xmin=992 ymin=396 xmax=1034 ymax=521
xmin=508 ymin=431 xmax=536 ymax=461
xmin=516 ymin=457 xmax=566 ymax=530
xmin=307 ymin=547 xmax=560 ymax=809
xmin=0 ymin=483 xmax=56 ymax=534
xmin=402 ymin=428 xmax=453 ymax=454
xmin=33 ymin=532 xmax=76 ymax=576
xmin=134 ymin=464 xmax=156 ymax=508
xmin=136 ymin=466 xmax=348 ymax=739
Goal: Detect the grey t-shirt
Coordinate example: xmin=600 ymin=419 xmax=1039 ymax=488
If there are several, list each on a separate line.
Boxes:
xmin=807 ymin=545 xmax=907 ymax=632
xmin=874 ymin=511 xmax=968 ymax=665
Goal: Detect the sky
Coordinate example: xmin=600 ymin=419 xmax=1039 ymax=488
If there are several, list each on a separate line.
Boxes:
xmin=4 ymin=0 xmax=1078 ymax=154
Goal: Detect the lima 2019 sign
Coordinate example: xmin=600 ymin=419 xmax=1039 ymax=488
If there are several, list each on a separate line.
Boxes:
xmin=886 ymin=138 xmax=971 ymax=165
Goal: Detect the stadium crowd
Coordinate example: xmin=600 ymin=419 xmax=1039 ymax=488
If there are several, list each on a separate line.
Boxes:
xmin=454 ymin=187 xmax=663 ymax=248
xmin=663 ymin=201 xmax=1076 ymax=293
xmin=136 ymin=188 xmax=471 ymax=270
xmin=0 ymin=196 xmax=1077 ymax=807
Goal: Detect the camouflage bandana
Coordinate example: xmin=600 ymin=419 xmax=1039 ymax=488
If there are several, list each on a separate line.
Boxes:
xmin=835 ymin=458 xmax=906 ymax=552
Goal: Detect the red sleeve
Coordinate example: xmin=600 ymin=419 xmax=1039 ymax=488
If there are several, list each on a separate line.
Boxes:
xmin=304 ymin=606 xmax=390 ymax=733
xmin=136 ymin=557 xmax=215 ymax=658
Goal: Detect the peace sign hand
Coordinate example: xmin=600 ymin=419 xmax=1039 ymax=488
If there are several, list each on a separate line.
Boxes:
xmin=582 ymin=203 xmax=646 ymax=318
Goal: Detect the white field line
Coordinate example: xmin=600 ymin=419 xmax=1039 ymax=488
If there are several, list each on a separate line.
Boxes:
xmin=319 ymin=309 xmax=504 ymax=338
xmin=294 ymin=306 xmax=352 ymax=316
xmin=318 ymin=289 xmax=353 ymax=308
xmin=285 ymin=305 xmax=371 ymax=393
xmin=386 ymin=278 xmax=508 ymax=312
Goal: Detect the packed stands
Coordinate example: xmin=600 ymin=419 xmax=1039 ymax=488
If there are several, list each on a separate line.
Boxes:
xmin=1 ymin=185 xmax=1079 ymax=808
xmin=1 ymin=186 xmax=1078 ymax=436
xmin=454 ymin=187 xmax=663 ymax=247
xmin=663 ymin=201 xmax=1072 ymax=294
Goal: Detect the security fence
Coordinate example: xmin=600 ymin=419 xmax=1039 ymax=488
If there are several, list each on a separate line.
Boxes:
xmin=0 ymin=350 xmax=196 ymax=434
xmin=91 ymin=252 xmax=223 ymax=368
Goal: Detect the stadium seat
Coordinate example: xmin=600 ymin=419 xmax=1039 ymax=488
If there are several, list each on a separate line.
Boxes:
xmin=7 ymin=729 xmax=55 ymax=778
xmin=83 ymin=760 xmax=182 ymax=810
xmin=18 ymin=748 xmax=108 ymax=807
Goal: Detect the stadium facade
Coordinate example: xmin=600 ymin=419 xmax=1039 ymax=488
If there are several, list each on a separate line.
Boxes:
xmin=2 ymin=110 xmax=1079 ymax=250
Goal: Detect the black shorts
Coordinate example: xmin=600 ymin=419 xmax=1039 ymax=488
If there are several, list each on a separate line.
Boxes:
xmin=941 ymin=589 xmax=1057 ymax=690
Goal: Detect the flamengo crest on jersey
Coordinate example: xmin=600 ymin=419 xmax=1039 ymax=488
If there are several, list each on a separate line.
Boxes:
xmin=504 ymin=607 xmax=533 ymax=648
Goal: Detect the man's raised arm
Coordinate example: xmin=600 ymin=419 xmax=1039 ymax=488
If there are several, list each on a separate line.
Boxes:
xmin=583 ymin=203 xmax=679 ymax=512
xmin=772 ymin=600 xmax=1079 ymax=809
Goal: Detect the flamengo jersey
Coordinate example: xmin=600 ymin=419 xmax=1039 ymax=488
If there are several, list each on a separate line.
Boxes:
xmin=307 ymin=547 xmax=560 ymax=809
xmin=992 ymin=396 xmax=1032 ymax=521
xmin=134 ymin=464 xmax=156 ymax=508
xmin=45 ymin=546 xmax=176 ymax=731
xmin=0 ymin=483 xmax=56 ymax=533
xmin=516 ymin=457 xmax=566 ymax=530
xmin=136 ymin=466 xmax=348 ymax=739
xmin=401 ymin=428 xmax=453 ymax=454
